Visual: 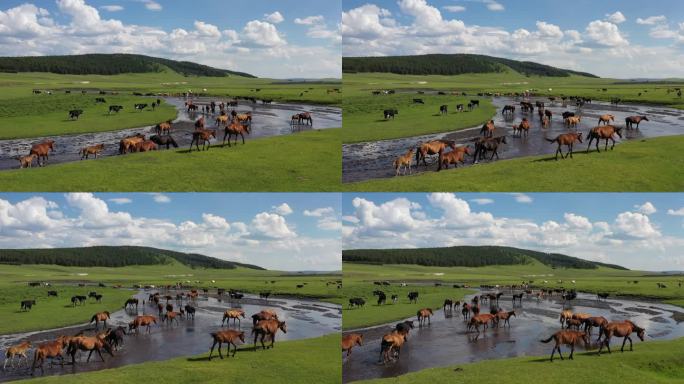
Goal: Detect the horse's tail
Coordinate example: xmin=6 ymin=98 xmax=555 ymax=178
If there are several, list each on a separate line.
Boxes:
xmin=415 ymin=147 xmax=422 ymax=163
xmin=540 ymin=335 xmax=555 ymax=343
xmin=90 ymin=314 xmax=96 ymax=323
xmin=545 ymin=138 xmax=556 ymax=143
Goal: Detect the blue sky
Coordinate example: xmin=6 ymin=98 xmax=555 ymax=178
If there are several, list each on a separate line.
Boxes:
xmin=342 ymin=0 xmax=684 ymax=78
xmin=0 ymin=0 xmax=341 ymax=78
xmin=0 ymin=193 xmax=341 ymax=271
xmin=342 ymin=193 xmax=684 ymax=271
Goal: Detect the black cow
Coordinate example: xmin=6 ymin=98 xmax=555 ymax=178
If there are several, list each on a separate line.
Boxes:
xmin=71 ymin=295 xmax=87 ymax=306
xmin=134 ymin=103 xmax=148 ymax=111
xmin=470 ymin=100 xmax=480 ymax=108
xmin=20 ymin=300 xmax=36 ymax=311
xmin=69 ymin=109 xmax=83 ymax=120
xmin=456 ymin=104 xmax=464 ymax=112
xmin=373 ymin=290 xmax=387 ymax=305
xmin=95 ymin=97 xmax=106 ymax=103
xmin=408 ymin=291 xmax=419 ymax=303
xmin=413 ymin=99 xmax=424 ymax=104
xmin=108 ymin=105 xmax=123 ymax=114
xmin=348 ymin=297 xmax=366 ymax=308
xmin=383 ymin=109 xmax=398 ymax=119
xmin=47 ymin=290 xmax=58 ymax=297
xmin=439 ymin=105 xmax=448 ymax=115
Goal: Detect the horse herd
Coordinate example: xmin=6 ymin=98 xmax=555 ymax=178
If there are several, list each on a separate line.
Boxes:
xmin=343 ymin=286 xmax=647 ymax=365
xmin=391 ymin=98 xmax=651 ymax=175
xmin=4 ymin=288 xmax=289 ymax=375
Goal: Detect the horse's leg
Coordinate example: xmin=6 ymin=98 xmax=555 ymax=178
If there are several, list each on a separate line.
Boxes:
xmin=260 ymin=333 xmax=267 ymax=350
xmin=241 ymin=133 xmax=245 ymax=145
xmin=222 ymin=132 xmax=228 ymax=146
xmin=621 ymin=336 xmax=628 ymax=352
xmin=569 ymin=343 xmax=575 ymax=360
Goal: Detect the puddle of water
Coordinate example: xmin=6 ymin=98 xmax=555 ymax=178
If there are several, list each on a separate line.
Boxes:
xmin=342 ymin=292 xmax=684 ymax=383
xmin=0 ymin=97 xmax=341 ymax=170
xmin=343 ymin=97 xmax=684 ymax=183
xmin=0 ymin=290 xmax=340 ymax=382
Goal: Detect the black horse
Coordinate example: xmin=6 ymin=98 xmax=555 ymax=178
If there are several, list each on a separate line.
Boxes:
xmin=473 ymin=136 xmax=507 ymax=163
xmin=149 ymin=135 xmax=178 ymax=149
xmin=105 ymin=326 xmax=127 ymax=350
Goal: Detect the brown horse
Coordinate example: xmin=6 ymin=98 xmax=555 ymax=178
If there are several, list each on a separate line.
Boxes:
xmin=215 ymin=115 xmax=229 ymax=127
xmin=565 ymin=318 xmax=583 ymax=330
xmin=4 ymin=341 xmax=31 ymax=370
xmin=30 ymin=140 xmax=55 ymax=166
xmin=625 ymin=115 xmax=649 ymax=129
xmin=598 ymin=114 xmax=614 ymax=125
xmin=416 ymin=140 xmax=456 ymax=166
xmin=560 ymin=310 xmax=573 ymax=326
xmin=379 ymin=331 xmax=406 ymax=363
xmin=138 ymin=140 xmax=157 ymax=152
xmin=163 ymin=311 xmax=180 ymax=326
xmin=542 ymin=116 xmax=550 ymax=128
xmin=155 ymin=121 xmax=172 ymax=135
xmin=572 ymin=313 xmax=592 ymax=322
xmin=467 ymin=313 xmax=496 ymax=334
xmin=223 ymin=309 xmax=246 ymax=327
xmin=586 ymin=125 xmax=622 ymax=153
xmin=128 ymin=315 xmax=157 ymax=334
xmin=194 ymin=116 xmax=205 ymax=130
xmin=119 ymin=134 xmax=144 ymax=154
xmin=495 ymin=310 xmax=516 ymax=327
xmin=564 ymin=115 xmax=581 ymax=128
xmin=18 ymin=154 xmax=37 ymax=168
xmin=31 ymin=336 xmax=69 ymax=374
xmin=540 ymin=330 xmax=589 ymax=361
xmin=597 ymin=320 xmax=645 ymax=354
xmin=512 ymin=119 xmax=530 ymax=137
xmin=417 ymin=308 xmax=433 ymax=326
xmin=546 ymin=132 xmax=583 ymax=160
xmin=297 ymin=112 xmax=312 ymax=125
xmin=189 ymin=129 xmax=216 ymax=152
xmin=438 ymin=146 xmax=470 ymax=170
xmin=80 ymin=144 xmax=104 ymax=160
xmin=342 ymin=333 xmax=363 ymax=358
xmin=223 ymin=119 xmax=249 ymax=147
xmin=252 ymin=319 xmax=287 ymax=350
xmin=89 ymin=311 xmax=110 ymax=329
xmin=236 ymin=113 xmax=252 ymax=125
xmin=393 ymin=148 xmax=414 ymax=176
xmin=67 ymin=336 xmax=113 ymax=364
xmin=583 ymin=316 xmax=608 ymax=335
xmin=480 ymin=120 xmax=496 ymax=137
xmin=209 ymin=330 xmax=245 ymax=359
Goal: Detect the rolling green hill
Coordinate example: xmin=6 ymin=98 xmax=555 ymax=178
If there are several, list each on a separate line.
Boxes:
xmin=0 ymin=246 xmax=264 ymax=270
xmin=342 ymin=245 xmax=627 ymax=270
xmin=0 ymin=53 xmax=255 ymax=78
xmin=343 ymin=54 xmax=597 ymax=78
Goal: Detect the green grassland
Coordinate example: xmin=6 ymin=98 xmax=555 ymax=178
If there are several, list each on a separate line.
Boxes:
xmin=23 ymin=333 xmax=340 ymax=384
xmin=356 ymin=336 xmax=684 ymax=384
xmin=342 ymin=262 xmax=684 ymax=330
xmin=343 ymin=72 xmax=684 ymax=143
xmin=0 ymin=262 xmax=341 ymax=334
xmin=0 ymin=94 xmax=176 ymax=140
xmin=342 ymin=93 xmax=495 ymax=143
xmin=344 ymin=135 xmax=684 ymax=192
xmin=0 ymin=128 xmax=340 ymax=192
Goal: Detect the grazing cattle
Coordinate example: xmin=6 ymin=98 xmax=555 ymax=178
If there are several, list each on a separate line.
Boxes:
xmin=540 ymin=330 xmax=589 ymax=361
xmin=209 ymin=330 xmax=245 ymax=359
xmin=71 ymin=295 xmax=87 ymax=306
xmin=379 ymin=331 xmax=406 ymax=363
xmin=95 ymin=97 xmax=106 ymax=103
xmin=252 ymin=319 xmax=287 ymax=350
xmin=80 ymin=144 xmax=104 ymax=160
xmin=31 ymin=336 xmax=69 ymax=374
xmin=189 ymin=129 xmax=216 ymax=152
xmin=625 ymin=116 xmax=649 ymax=129
xmin=348 ymin=298 xmax=366 ymax=308
xmin=393 ymin=148 xmax=414 ymax=176
xmin=439 ymin=105 xmax=448 ymax=115
xmin=407 ymin=291 xmax=419 ymax=304
xmin=586 ymin=125 xmax=622 ymax=153
xmin=47 ymin=290 xmax=58 ymax=297
xmin=480 ymin=120 xmax=496 ymax=137
xmin=512 ymin=118 xmax=530 ymax=137
xmin=470 ymin=100 xmax=479 ymax=108
xmin=4 ymin=341 xmax=31 ymax=370
xmin=134 ymin=103 xmax=148 ymax=111
xmin=30 ymin=140 xmax=55 ymax=167
xmin=456 ymin=104 xmax=464 ymax=112
xmin=383 ymin=109 xmax=398 ymax=119
xmin=108 ymin=105 xmax=123 ymax=114
xmin=124 ymin=298 xmax=139 ymax=310
xmin=598 ymin=114 xmax=614 ymax=125
xmin=546 ymin=132 xmax=583 ymax=160
xmin=413 ymin=99 xmax=424 ymax=104
xmin=438 ymin=146 xmax=470 ymax=170
xmin=416 ymin=140 xmax=456 ymax=167
xmin=564 ymin=115 xmax=581 ymax=128
xmin=17 ymin=154 xmax=36 ymax=169
xmin=373 ymin=290 xmax=387 ymax=305
xmin=69 ymin=109 xmax=83 ymax=120
xmin=223 ymin=309 xmax=246 ymax=327
xmin=598 ymin=320 xmax=645 ymax=354
xmin=90 ymin=311 xmax=110 ymax=329
xmin=473 ymin=136 xmax=507 ymax=163
xmin=149 ymin=135 xmax=178 ymax=149
xmin=417 ymin=308 xmax=433 ymax=326
xmin=20 ymin=299 xmax=36 ymax=311
xmin=342 ymin=333 xmax=363 ymax=358
xmin=129 ymin=315 xmax=157 ymax=334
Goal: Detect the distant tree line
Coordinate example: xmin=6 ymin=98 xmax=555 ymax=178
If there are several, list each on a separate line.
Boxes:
xmin=0 ymin=54 xmax=256 ymax=78
xmin=342 ymin=54 xmax=598 ymax=78
xmin=0 ymin=246 xmax=264 ymax=270
xmin=343 ymin=246 xmax=626 ymax=270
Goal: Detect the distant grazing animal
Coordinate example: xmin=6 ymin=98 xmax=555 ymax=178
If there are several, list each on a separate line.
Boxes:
xmin=185 ymin=305 xmax=196 ymax=320
xmin=47 ymin=290 xmax=58 ymax=297
xmin=348 ymin=298 xmax=366 ymax=308
xmin=383 ymin=109 xmax=398 ymax=119
xmin=597 ymin=292 xmax=610 ymax=301
xmin=467 ymin=314 xmax=496 ymax=334
xmin=439 ymin=105 xmax=448 ymax=115
xmin=223 ymin=309 xmax=246 ymax=327
xmin=413 ymin=98 xmax=424 ymax=104
xmin=502 ymin=105 xmax=515 ymax=115
xmin=297 ymin=112 xmax=313 ymax=125
xmin=407 ymin=291 xmax=419 ymax=304
xmin=20 ymin=300 xmax=36 ymax=311
xmin=456 ymin=104 xmax=464 ymax=112
xmin=561 ymin=111 xmax=575 ymax=120
xmin=80 ymin=144 xmax=104 ymax=160
xmin=540 ymin=330 xmax=589 ymax=361
xmin=95 ymin=97 xmax=106 ymax=103
xmin=565 ymin=318 xmax=583 ymax=330
xmin=495 ymin=310 xmax=516 ymax=327
xmin=393 ymin=148 xmax=414 ymax=176
xmin=134 ymin=103 xmax=148 ymax=111
xmin=583 ymin=316 xmax=609 ymax=335
xmin=625 ymin=116 xmax=649 ymax=129
xmin=470 ymin=100 xmax=479 ymax=108
xmin=598 ymin=114 xmax=614 ymax=125
xmin=108 ymin=105 xmax=123 ymax=114
xmin=70 ymin=295 xmax=86 ymax=306
xmin=69 ymin=109 xmax=83 ymax=119
xmin=342 ymin=333 xmax=363 ymax=358
xmin=586 ymin=125 xmax=622 ymax=153
xmin=546 ymin=132 xmax=583 ymax=160
xmin=209 ymin=330 xmax=245 ymax=359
